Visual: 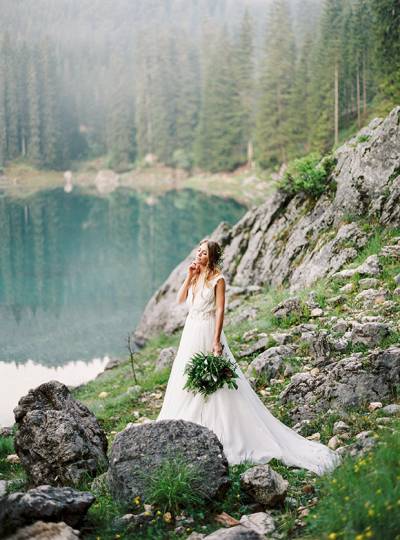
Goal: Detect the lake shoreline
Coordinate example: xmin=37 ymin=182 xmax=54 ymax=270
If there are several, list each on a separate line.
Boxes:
xmin=0 ymin=160 xmax=274 ymax=208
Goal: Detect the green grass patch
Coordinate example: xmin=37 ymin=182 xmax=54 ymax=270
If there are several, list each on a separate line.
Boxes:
xmin=304 ymin=421 xmax=400 ymax=540
xmin=138 ymin=453 xmax=209 ymax=513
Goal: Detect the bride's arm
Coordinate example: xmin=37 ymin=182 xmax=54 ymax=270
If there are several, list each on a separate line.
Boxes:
xmin=176 ymin=275 xmax=193 ymax=304
xmin=213 ymin=278 xmax=225 ymax=352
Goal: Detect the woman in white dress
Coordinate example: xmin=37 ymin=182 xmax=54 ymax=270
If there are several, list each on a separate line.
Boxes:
xmin=157 ymin=238 xmax=341 ymax=476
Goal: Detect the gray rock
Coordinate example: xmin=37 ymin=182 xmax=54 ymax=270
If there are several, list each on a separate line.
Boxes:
xmin=359 ymin=278 xmax=379 ymax=289
xmin=155 ymin=347 xmax=177 ymax=371
xmin=333 ymin=421 xmax=350 ymax=435
xmin=204 ymin=525 xmax=265 ymax=539
xmin=270 ymin=332 xmax=292 ymax=345
xmin=187 ymin=533 xmax=207 ymax=540
xmin=107 ymin=419 xmax=230 ymax=504
xmin=350 ymin=322 xmax=390 ymax=347
xmin=382 ymin=403 xmax=400 ymax=415
xmin=271 ymin=297 xmax=302 ymax=320
xmin=104 ymin=357 xmax=124 ymax=370
xmin=394 ymin=273 xmax=400 ymax=285
xmin=0 ymin=485 xmax=94 ymax=537
xmin=0 ymin=426 xmax=13 ymax=437
xmin=240 ymin=465 xmax=288 ymax=507
xmin=5 ymin=521 xmax=80 ymax=540
xmin=239 ymin=512 xmax=276 ymax=536
xmin=230 ymin=307 xmax=258 ymax=325
xmin=354 ymin=288 xmax=388 ymax=307
xmin=354 ymin=255 xmax=382 ymax=277
xmin=246 ymin=346 xmax=294 ymax=380
xmin=331 ymin=319 xmax=350 ymax=334
xmin=238 ymin=337 xmax=271 ymax=358
xmin=0 ymin=480 xmax=8 ymax=497
xmin=13 ymin=381 xmax=108 ymax=487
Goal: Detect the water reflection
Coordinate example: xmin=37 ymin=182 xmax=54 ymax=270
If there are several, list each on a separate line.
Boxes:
xmin=0 ymin=357 xmax=110 ymax=425
xmin=0 ymin=186 xmax=245 ymax=422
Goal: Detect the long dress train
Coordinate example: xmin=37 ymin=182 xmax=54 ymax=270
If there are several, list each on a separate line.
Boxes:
xmin=156 ymin=273 xmax=341 ymax=476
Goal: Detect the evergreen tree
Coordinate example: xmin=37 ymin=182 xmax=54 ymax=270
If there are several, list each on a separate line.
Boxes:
xmin=233 ymin=8 xmax=255 ymax=165
xmin=288 ymin=32 xmax=314 ymax=158
xmin=308 ymin=0 xmax=344 ymax=152
xmin=107 ymin=45 xmax=136 ymax=170
xmin=255 ymin=0 xmax=296 ymax=168
xmin=369 ymin=0 xmax=400 ymax=107
xmin=194 ymin=28 xmax=245 ymax=172
xmin=27 ymin=50 xmax=42 ymax=167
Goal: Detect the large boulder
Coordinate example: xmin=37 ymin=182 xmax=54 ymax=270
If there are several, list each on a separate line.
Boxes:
xmin=0 ymin=485 xmax=94 ymax=538
xmin=13 ymin=381 xmax=108 ymax=487
xmin=134 ymin=106 xmax=400 ymax=343
xmin=107 ymin=419 xmax=230 ymax=503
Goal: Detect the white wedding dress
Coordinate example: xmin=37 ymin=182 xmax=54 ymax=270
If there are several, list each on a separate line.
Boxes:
xmin=157 ymin=272 xmax=341 ymax=476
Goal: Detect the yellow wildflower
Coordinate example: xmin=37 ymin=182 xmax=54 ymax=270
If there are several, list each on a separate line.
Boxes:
xmin=367 ymin=508 xmax=375 ymax=517
xmin=355 ymin=535 xmax=364 ymax=540
xmin=163 ymin=512 xmax=172 ymax=523
xmin=345 ymin=496 xmax=350 ymax=501
xmin=365 ymin=531 xmax=373 ymax=538
xmin=328 ymin=533 xmax=337 ymax=540
xmin=332 ymin=479 xmax=337 ymax=484
xmin=156 ymin=510 xmax=162 ymax=515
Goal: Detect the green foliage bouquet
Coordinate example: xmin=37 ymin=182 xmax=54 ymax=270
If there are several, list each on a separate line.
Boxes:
xmin=183 ymin=347 xmax=239 ymax=398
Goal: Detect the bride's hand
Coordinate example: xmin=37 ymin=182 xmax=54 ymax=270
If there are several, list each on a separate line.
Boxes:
xmin=187 ymin=260 xmax=200 ymax=279
xmin=213 ymin=341 xmax=223 ymax=356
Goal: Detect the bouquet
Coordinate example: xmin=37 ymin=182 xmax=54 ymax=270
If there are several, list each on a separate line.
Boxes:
xmin=183 ymin=346 xmax=239 ymax=398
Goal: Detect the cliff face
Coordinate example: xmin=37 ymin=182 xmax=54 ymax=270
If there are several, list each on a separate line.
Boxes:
xmin=133 ymin=106 xmax=400 ymax=345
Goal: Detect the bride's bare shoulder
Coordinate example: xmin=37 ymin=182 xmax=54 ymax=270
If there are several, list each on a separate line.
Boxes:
xmin=211 ymin=270 xmax=225 ymax=283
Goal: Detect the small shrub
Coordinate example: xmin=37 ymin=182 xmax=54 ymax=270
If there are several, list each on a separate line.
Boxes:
xmin=278 ymin=152 xmax=337 ymax=198
xmin=357 ymin=134 xmax=370 ymax=143
xmin=138 ymin=453 xmax=208 ymax=513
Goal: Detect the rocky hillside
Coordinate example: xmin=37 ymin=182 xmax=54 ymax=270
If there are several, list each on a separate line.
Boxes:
xmin=133 ymin=105 xmax=400 ymax=345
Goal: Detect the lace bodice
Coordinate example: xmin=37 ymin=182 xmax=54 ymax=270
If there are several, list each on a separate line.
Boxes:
xmin=186 ymin=273 xmax=225 ymax=320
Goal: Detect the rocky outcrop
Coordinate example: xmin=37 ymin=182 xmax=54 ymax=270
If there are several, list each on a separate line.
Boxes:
xmin=13 ymin=381 xmax=108 ymax=487
xmin=107 ymin=419 xmax=230 ymax=504
xmin=134 ymin=106 xmax=400 ymax=343
xmin=279 ymin=346 xmax=400 ymax=422
xmin=0 ymin=485 xmax=94 ymax=537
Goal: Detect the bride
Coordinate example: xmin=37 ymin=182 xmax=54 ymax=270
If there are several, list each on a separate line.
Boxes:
xmin=157 ymin=238 xmax=341 ymax=476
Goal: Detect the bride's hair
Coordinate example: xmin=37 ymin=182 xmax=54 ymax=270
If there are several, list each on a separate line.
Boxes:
xmin=192 ymin=238 xmax=223 ymax=289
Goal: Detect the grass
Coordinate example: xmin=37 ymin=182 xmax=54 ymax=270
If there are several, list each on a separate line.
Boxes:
xmin=137 ymin=453 xmax=209 ymax=513
xmin=303 ymin=421 xmax=400 ymax=540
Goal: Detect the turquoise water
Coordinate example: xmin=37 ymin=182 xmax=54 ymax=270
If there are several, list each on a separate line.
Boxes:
xmin=0 ymin=187 xmax=245 ymax=424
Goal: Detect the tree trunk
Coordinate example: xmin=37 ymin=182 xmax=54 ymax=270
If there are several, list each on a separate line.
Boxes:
xmin=356 ymin=65 xmax=361 ymax=128
xmin=334 ymin=60 xmax=339 ymax=146
xmin=362 ymin=52 xmax=367 ymax=116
